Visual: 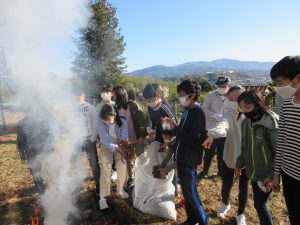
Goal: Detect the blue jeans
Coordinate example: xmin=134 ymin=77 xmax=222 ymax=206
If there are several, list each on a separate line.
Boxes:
xmin=252 ymin=182 xmax=273 ymax=225
xmin=177 ymin=163 xmax=208 ymax=225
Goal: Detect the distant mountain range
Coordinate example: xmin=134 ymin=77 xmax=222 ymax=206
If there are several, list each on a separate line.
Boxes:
xmin=126 ymin=58 xmax=275 ymax=78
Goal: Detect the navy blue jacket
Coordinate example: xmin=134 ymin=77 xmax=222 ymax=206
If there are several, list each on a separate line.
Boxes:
xmin=174 ymin=104 xmax=207 ymax=167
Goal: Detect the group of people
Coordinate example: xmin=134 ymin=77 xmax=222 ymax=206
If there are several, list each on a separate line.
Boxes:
xmin=17 ymin=55 xmax=300 ymax=225
xmin=199 ymin=55 xmax=300 ymax=225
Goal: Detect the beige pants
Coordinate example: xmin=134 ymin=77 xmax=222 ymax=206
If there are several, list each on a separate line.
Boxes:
xmin=99 ymin=146 xmax=127 ymax=197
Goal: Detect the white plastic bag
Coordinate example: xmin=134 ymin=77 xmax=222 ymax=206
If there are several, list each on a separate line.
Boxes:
xmin=132 ymin=141 xmax=176 ymax=220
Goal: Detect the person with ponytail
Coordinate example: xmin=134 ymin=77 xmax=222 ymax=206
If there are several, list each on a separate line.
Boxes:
xmin=235 ymin=90 xmax=278 ymax=225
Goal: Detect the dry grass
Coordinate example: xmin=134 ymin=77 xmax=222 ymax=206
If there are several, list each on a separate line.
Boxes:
xmin=0 ymin=112 xmax=290 ymax=225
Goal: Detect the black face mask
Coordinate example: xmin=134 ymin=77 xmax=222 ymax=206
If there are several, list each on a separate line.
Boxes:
xmin=244 ymin=107 xmax=259 ymax=118
xmin=244 ymin=108 xmax=264 ymax=119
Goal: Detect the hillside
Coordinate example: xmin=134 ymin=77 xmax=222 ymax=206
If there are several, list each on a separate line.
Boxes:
xmin=127 ymin=58 xmax=275 ymax=78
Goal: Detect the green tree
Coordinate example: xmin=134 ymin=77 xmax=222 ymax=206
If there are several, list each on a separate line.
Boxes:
xmin=265 ymin=80 xmax=276 ymax=107
xmin=72 ymin=0 xmax=126 ymax=96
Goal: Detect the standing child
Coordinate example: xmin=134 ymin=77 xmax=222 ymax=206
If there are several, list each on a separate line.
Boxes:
xmin=165 ymin=80 xmax=208 ymax=225
xmin=80 ymin=92 xmax=101 ymax=196
xmin=142 ymin=83 xmax=177 ymax=144
xmin=235 ymin=90 xmax=278 ymax=225
xmin=113 ymin=85 xmax=147 ymax=186
xmin=202 ymin=86 xmax=248 ymax=225
xmin=270 ymin=56 xmax=300 ymax=225
xmin=98 ymin=104 xmax=129 ymax=210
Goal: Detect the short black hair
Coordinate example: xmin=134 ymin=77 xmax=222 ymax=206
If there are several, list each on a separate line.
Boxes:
xmin=270 ymin=56 xmax=300 ymax=81
xmin=177 ymin=79 xmax=201 ymax=101
xmin=100 ymin=104 xmax=116 ymax=120
xmin=142 ymin=83 xmax=162 ymax=99
xmin=113 ymin=86 xmax=129 ymax=110
xmin=100 ymin=84 xmax=113 ymax=93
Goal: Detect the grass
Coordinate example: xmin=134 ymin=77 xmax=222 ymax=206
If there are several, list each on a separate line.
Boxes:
xmin=0 ymin=112 xmax=290 ymax=225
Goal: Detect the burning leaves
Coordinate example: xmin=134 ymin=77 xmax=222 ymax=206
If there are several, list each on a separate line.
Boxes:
xmin=30 ymin=205 xmax=39 ymax=225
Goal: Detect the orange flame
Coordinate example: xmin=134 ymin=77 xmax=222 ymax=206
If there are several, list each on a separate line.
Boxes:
xmin=31 ymin=205 xmax=39 ymax=225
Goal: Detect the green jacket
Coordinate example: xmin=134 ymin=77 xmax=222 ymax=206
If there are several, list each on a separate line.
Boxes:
xmin=128 ymin=100 xmax=148 ymax=139
xmin=236 ymin=112 xmax=278 ymax=182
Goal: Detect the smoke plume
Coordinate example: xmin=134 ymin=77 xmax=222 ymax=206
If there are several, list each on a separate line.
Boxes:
xmin=0 ymin=0 xmax=92 ymax=224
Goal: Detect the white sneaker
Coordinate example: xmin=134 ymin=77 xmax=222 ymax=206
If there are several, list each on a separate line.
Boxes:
xmin=217 ymin=203 xmax=231 ymax=218
xmin=111 ymin=171 xmax=117 ymax=181
xmin=236 ymin=214 xmax=247 ymax=225
xmin=99 ymin=197 xmax=109 ymax=210
xmin=117 ymin=189 xmax=129 ymax=199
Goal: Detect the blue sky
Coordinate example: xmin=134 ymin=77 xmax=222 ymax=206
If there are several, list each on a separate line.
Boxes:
xmin=4 ymin=0 xmax=299 ymax=76
xmin=109 ymin=0 xmax=300 ymax=72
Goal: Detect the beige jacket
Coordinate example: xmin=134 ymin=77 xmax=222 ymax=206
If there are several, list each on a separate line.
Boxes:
xmin=202 ymin=90 xmax=228 ymax=130
xmin=208 ymin=109 xmax=244 ymax=169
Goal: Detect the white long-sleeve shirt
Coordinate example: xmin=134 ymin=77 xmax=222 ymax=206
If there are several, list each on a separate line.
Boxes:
xmin=207 ymin=109 xmax=245 ymax=169
xmin=81 ymin=102 xmax=98 ymax=142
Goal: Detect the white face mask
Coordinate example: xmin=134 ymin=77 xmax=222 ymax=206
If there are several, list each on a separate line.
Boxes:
xmin=162 ymin=122 xmax=172 ymax=131
xmin=275 ymin=85 xmax=296 ymax=99
xmin=101 ymin=92 xmax=111 ymax=101
xmin=179 ymin=96 xmax=190 ymax=107
xmin=275 ymin=76 xmax=299 ymax=99
xmin=216 ymin=88 xmax=228 ymax=95
xmin=147 ymin=100 xmax=157 ymax=108
xmin=104 ymin=120 xmax=114 ymax=126
xmin=226 ymin=100 xmax=239 ymax=110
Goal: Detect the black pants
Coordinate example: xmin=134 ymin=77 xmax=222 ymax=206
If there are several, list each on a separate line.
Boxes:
xmin=282 ymin=171 xmax=300 ymax=225
xmin=221 ymin=162 xmax=249 ymax=215
xmin=202 ymin=137 xmax=226 ymax=176
xmin=82 ymin=140 xmax=100 ymax=192
xmin=252 ymin=182 xmax=273 ymax=225
xmin=177 ymin=163 xmax=208 ymax=225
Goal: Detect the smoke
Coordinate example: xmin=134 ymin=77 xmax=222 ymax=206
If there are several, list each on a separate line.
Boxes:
xmin=0 ymin=0 xmax=92 ymax=224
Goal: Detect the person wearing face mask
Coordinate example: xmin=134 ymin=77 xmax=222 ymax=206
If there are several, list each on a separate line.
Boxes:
xmin=142 ymin=83 xmax=177 ymax=144
xmin=202 ymin=86 xmax=248 ymax=225
xmin=199 ymin=76 xmax=231 ymax=179
xmin=113 ymin=85 xmax=148 ymax=186
xmin=270 ymin=56 xmax=300 ymax=114
xmin=96 ymin=85 xmax=118 ymax=181
xmin=96 ymin=85 xmax=115 ymax=118
xmin=164 ymin=79 xmax=208 ymax=225
xmin=80 ymin=92 xmax=101 ymax=196
xmin=235 ymin=90 xmax=278 ymax=225
xmin=270 ymin=56 xmax=300 ymax=225
xmin=97 ymin=104 xmax=129 ymax=210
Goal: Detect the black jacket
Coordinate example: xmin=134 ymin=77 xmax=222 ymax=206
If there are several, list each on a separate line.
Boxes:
xmin=148 ymin=100 xmax=177 ymax=143
xmin=174 ymin=104 xmax=207 ymax=167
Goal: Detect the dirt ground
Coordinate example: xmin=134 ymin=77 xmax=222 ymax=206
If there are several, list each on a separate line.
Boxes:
xmin=0 ymin=112 xmax=290 ymax=225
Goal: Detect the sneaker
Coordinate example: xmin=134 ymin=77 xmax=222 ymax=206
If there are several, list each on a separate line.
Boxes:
xmin=111 ymin=171 xmax=117 ymax=181
xmin=99 ymin=197 xmax=109 ymax=210
xmin=117 ymin=189 xmax=129 ymax=199
xmin=236 ymin=214 xmax=247 ymax=225
xmin=217 ymin=203 xmax=231 ymax=218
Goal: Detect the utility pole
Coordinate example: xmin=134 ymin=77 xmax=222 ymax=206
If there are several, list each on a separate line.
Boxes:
xmin=0 ymin=48 xmax=7 ymax=130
